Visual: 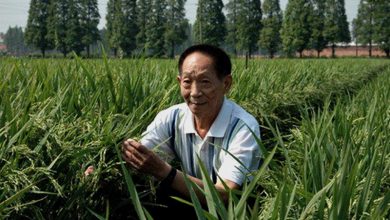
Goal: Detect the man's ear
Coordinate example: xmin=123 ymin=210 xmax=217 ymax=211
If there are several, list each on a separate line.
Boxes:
xmin=224 ymin=75 xmax=233 ymax=93
xmin=176 ymin=75 xmax=181 ymax=84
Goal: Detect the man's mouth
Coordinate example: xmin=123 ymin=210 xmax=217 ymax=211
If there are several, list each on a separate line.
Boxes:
xmin=190 ymin=101 xmax=206 ymax=105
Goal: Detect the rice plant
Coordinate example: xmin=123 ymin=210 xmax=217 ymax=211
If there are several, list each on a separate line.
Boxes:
xmin=0 ymin=57 xmax=389 ymax=219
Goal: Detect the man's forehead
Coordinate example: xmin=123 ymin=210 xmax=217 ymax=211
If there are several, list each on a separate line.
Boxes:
xmin=182 ymin=53 xmax=216 ymax=75
xmin=181 ymin=69 xmax=214 ymax=78
xmin=183 ymin=52 xmax=214 ymax=66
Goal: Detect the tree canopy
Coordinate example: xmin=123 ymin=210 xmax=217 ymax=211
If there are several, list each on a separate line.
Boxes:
xmin=194 ymin=0 xmax=226 ymax=46
xmin=324 ymin=0 xmax=351 ymax=57
xmin=25 ymin=0 xmax=53 ymax=57
xmin=281 ymin=0 xmax=313 ymax=57
xmin=4 ymin=26 xmax=28 ymax=56
xmin=21 ymin=0 xmax=390 ymax=58
xmin=259 ymin=0 xmax=283 ymax=58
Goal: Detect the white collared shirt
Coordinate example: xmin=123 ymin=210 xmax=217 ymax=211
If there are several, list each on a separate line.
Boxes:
xmin=141 ymin=98 xmax=261 ymax=185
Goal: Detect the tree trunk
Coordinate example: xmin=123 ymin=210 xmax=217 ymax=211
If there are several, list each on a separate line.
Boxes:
xmin=41 ymin=48 xmax=45 ymax=58
xmin=317 ymin=50 xmax=320 ymax=58
xmin=61 ymin=45 xmax=67 ymax=58
xmin=245 ymin=52 xmax=248 ymax=69
xmin=369 ymin=41 xmax=372 ymax=57
xmin=332 ymin=44 xmax=336 ymax=58
xmin=87 ymin=45 xmax=90 ymax=58
xmin=170 ymin=41 xmax=175 ymax=59
xmin=386 ymin=49 xmax=390 ymax=58
xmin=356 ymin=41 xmax=358 ymax=57
xmin=270 ymin=51 xmax=274 ymax=59
xmin=114 ymin=48 xmax=117 ymax=57
xmin=299 ymin=51 xmax=303 ymax=58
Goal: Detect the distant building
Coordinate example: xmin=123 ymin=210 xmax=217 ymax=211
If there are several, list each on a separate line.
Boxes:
xmin=302 ymin=45 xmax=386 ymax=57
xmin=0 ymin=33 xmax=7 ymax=52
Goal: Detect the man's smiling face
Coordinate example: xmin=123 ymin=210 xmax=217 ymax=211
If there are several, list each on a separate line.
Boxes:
xmin=178 ymin=52 xmax=231 ymax=119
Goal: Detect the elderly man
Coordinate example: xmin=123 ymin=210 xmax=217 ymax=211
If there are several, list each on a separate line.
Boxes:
xmin=122 ymin=44 xmax=261 ymax=210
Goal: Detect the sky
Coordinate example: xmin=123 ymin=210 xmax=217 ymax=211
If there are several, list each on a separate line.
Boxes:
xmin=0 ymin=0 xmax=359 ymax=34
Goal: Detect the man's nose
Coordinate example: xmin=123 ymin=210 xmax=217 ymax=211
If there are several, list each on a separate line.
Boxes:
xmin=190 ymin=82 xmax=202 ymax=97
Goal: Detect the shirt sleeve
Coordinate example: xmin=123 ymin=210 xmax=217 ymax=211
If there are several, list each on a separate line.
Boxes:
xmin=140 ymin=108 xmax=177 ymax=162
xmin=217 ymin=121 xmax=261 ymax=186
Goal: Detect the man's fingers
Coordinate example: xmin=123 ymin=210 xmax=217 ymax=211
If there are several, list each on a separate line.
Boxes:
xmin=122 ymin=138 xmax=149 ymax=154
xmin=123 ymin=143 xmax=145 ymax=161
xmin=122 ymin=151 xmax=142 ymax=169
xmin=123 ymin=147 xmax=144 ymax=162
xmin=133 ymin=143 xmax=149 ymax=153
xmin=127 ymin=139 xmax=148 ymax=153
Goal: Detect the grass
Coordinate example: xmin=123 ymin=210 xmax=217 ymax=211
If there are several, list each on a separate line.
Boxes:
xmin=0 ymin=57 xmax=389 ymax=219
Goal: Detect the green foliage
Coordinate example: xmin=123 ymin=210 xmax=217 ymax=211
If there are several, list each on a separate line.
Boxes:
xmin=354 ymin=0 xmax=375 ymax=57
xmin=259 ymin=0 xmax=283 ymax=58
xmin=25 ymin=0 xmax=54 ymax=57
xmin=65 ymin=0 xmax=85 ymax=55
xmin=372 ymin=0 xmax=390 ymax=57
xmin=324 ymin=0 xmax=351 ymax=57
xmin=4 ymin=26 xmax=28 ymax=56
xmin=48 ymin=0 xmax=70 ymax=56
xmin=226 ymin=0 xmax=262 ymax=57
xmin=0 ymin=57 xmax=389 ymax=218
xmin=145 ymin=0 xmax=167 ymax=57
xmin=119 ymin=0 xmax=138 ymax=56
xmin=106 ymin=0 xmax=121 ymax=56
xmin=164 ymin=0 xmax=188 ymax=58
xmin=136 ymin=0 xmax=152 ymax=55
xmin=194 ymin=0 xmax=226 ymax=46
xmin=280 ymin=0 xmax=313 ymax=57
xmin=80 ymin=0 xmax=100 ymax=57
xmin=310 ymin=0 xmax=327 ymax=57
xmin=45 ymin=0 xmax=100 ymax=57
xmin=226 ymin=0 xmax=239 ymax=55
xmin=106 ymin=0 xmax=138 ymax=57
xmin=0 ymin=57 xmax=180 ymax=218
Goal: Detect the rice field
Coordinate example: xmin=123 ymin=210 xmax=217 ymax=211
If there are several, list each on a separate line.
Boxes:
xmin=0 ymin=57 xmax=389 ymax=219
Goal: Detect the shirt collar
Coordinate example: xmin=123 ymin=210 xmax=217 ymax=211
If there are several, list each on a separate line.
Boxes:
xmin=183 ymin=98 xmax=232 ymax=138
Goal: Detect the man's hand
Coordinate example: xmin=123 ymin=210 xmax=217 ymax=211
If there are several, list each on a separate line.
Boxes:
xmin=121 ymin=139 xmax=171 ymax=180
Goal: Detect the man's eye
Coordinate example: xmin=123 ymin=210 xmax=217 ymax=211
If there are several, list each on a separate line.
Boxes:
xmin=183 ymin=80 xmax=191 ymax=84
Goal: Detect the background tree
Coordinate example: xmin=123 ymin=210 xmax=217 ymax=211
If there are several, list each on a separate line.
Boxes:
xmin=66 ymin=0 xmax=85 ymax=55
xmin=25 ymin=0 xmax=53 ymax=57
xmin=233 ymin=0 xmax=262 ymax=60
xmin=324 ymin=0 xmax=350 ymax=57
xmin=136 ymin=0 xmax=152 ymax=55
xmin=106 ymin=0 xmax=122 ymax=56
xmin=119 ymin=0 xmax=138 ymax=56
xmin=280 ymin=0 xmax=313 ymax=57
xmin=99 ymin=28 xmax=110 ymax=54
xmin=80 ymin=0 xmax=100 ymax=57
xmin=259 ymin=0 xmax=282 ymax=58
xmin=164 ymin=0 xmax=188 ymax=58
xmin=310 ymin=0 xmax=327 ymax=57
xmin=182 ymin=23 xmax=194 ymax=49
xmin=226 ymin=0 xmax=239 ymax=55
xmin=194 ymin=0 xmax=226 ymax=46
xmin=4 ymin=26 xmax=28 ymax=56
xmin=354 ymin=0 xmax=375 ymax=57
xmin=372 ymin=0 xmax=390 ymax=58
xmin=48 ymin=0 xmax=70 ymax=57
xmin=145 ymin=0 xmax=167 ymax=57
xmin=352 ymin=18 xmax=359 ymax=56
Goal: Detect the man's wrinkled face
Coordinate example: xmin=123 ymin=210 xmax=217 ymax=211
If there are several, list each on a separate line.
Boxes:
xmin=178 ymin=52 xmax=232 ymax=119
